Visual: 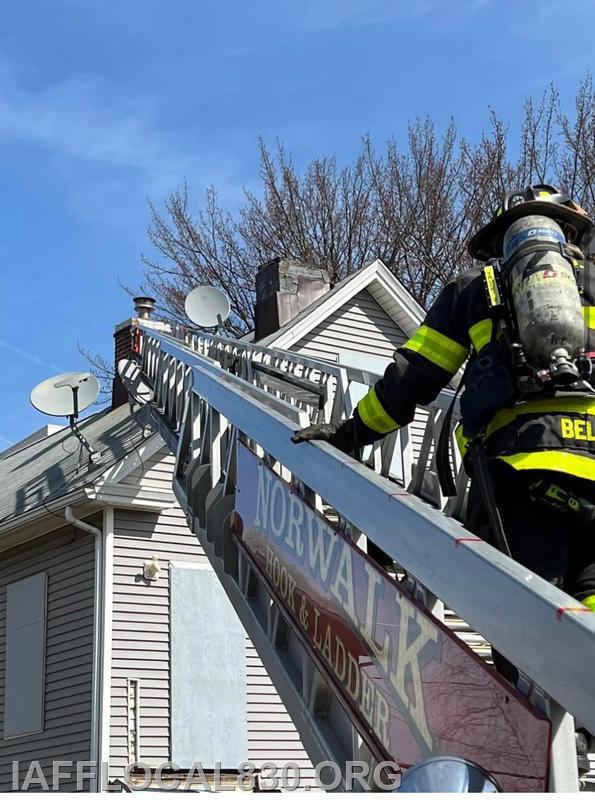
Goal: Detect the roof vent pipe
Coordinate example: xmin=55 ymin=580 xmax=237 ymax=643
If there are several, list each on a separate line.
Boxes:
xmin=133 ymin=296 xmax=156 ymax=320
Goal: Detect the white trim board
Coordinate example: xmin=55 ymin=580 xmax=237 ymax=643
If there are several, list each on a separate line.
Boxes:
xmin=84 ymin=484 xmax=175 ymax=510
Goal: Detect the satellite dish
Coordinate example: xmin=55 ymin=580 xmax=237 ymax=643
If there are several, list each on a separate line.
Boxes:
xmin=30 ymin=371 xmax=101 ymax=465
xmin=185 ymin=285 xmax=230 ymax=328
xmin=118 ymin=359 xmax=154 ymax=405
xmin=30 ymin=372 xmax=100 ymax=418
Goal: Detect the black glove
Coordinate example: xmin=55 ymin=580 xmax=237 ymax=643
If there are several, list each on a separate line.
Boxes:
xmin=291 ymin=419 xmax=359 ymax=454
xmin=291 ymin=422 xmax=340 ymax=444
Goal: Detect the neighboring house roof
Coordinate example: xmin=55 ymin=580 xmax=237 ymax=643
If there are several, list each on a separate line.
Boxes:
xmin=0 ymin=424 xmax=65 ymax=460
xmin=0 ymin=260 xmax=427 ymax=544
xmin=256 ymin=258 xmax=425 ymax=349
xmin=0 ymin=403 xmax=174 ymax=544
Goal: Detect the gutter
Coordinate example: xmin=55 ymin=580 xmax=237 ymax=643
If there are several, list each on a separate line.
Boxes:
xmin=0 ymin=489 xmax=90 ymax=542
xmin=65 ymin=506 xmax=109 ymax=793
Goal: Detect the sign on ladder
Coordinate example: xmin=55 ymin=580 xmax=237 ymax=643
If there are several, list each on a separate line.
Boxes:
xmin=235 ymin=444 xmax=550 ymax=792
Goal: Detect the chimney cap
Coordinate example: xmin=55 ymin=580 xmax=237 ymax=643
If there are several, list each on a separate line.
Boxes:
xmin=133 ymin=296 xmax=156 ymax=319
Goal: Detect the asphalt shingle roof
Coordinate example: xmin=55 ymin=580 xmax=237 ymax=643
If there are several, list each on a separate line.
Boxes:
xmin=0 ymin=403 xmax=150 ymax=526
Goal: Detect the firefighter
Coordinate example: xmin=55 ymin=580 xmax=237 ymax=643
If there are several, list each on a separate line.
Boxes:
xmin=292 ymin=185 xmax=595 ymax=695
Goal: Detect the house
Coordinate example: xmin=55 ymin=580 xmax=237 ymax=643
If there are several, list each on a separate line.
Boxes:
xmin=0 ymin=257 xmax=426 ymax=791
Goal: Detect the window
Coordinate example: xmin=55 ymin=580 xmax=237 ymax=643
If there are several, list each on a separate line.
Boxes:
xmin=3 ymin=572 xmax=47 ymax=738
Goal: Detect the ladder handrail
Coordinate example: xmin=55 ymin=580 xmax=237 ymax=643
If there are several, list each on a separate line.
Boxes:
xmin=178 ymin=325 xmax=459 ymax=412
xmin=149 ymin=326 xmax=461 ymax=507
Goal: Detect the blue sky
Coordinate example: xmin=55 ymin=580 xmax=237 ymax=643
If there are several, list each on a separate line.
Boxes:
xmin=1 ymin=0 xmax=594 ymax=446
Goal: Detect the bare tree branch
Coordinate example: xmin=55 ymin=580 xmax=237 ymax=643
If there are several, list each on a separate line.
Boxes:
xmin=82 ymin=75 xmax=595 ymax=390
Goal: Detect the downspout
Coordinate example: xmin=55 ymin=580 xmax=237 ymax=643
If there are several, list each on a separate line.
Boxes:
xmin=65 ymin=506 xmax=102 ymax=538
xmin=65 ymin=506 xmax=105 ymax=792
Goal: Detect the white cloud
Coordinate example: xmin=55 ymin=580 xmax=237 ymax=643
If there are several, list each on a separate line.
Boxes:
xmin=299 ymin=0 xmax=428 ymax=31
xmin=0 ymin=70 xmax=184 ymax=191
xmin=0 ymin=64 xmax=245 ymax=216
xmin=0 ymin=339 xmax=47 ymax=367
xmin=299 ymin=0 xmax=492 ymax=32
xmin=0 ymin=339 xmax=63 ymax=373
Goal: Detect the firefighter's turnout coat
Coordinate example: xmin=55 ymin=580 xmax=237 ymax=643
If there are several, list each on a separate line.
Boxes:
xmin=347 ymin=264 xmax=595 ymax=483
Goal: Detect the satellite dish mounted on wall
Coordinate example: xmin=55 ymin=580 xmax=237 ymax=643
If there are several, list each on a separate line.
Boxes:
xmin=184 ymin=285 xmax=231 ymax=331
xmin=30 ymin=371 xmax=101 ymax=464
xmin=117 ymin=359 xmax=155 ymax=406
xmin=116 ymin=360 xmax=155 ymax=438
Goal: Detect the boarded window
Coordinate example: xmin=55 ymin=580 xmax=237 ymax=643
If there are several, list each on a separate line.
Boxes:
xmin=170 ymin=564 xmax=248 ymax=767
xmin=4 ymin=572 xmax=47 ymax=738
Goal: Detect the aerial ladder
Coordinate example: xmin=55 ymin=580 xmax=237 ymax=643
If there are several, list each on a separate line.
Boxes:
xmin=121 ymin=322 xmax=595 ymax=792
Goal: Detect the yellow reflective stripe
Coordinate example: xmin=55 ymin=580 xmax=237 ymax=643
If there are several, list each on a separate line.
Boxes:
xmin=582 ymin=595 xmax=595 ymax=612
xmin=584 ymin=306 xmax=595 ymax=330
xmin=455 ymin=399 xmax=595 ymax=456
xmin=483 ymin=265 xmax=501 ymax=307
xmin=486 ymin=397 xmax=595 ymax=440
xmin=455 ymin=423 xmax=468 ymax=455
xmin=469 ymin=319 xmax=493 ymax=353
xmin=357 ymin=387 xmax=399 ymax=434
xmin=499 ymin=451 xmax=595 ymax=481
xmin=403 ymin=325 xmax=468 ymax=374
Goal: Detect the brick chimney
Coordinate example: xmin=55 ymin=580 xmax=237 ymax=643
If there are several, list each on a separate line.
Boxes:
xmin=112 ymin=296 xmax=172 ymax=409
xmin=254 ymin=258 xmax=331 ymax=341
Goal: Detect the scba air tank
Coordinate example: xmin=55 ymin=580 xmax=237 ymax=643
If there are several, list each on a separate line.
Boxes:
xmin=502 ymin=215 xmax=585 ymax=376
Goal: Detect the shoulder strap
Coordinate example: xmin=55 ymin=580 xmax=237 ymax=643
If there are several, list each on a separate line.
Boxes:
xmin=436 ymin=360 xmax=471 ymax=497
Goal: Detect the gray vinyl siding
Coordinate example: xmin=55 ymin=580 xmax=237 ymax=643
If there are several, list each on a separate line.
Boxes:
xmin=366 ymin=280 xmax=424 ymax=336
xmin=118 ymin=449 xmax=175 ymax=491
xmin=292 ymin=288 xmax=428 ymax=467
xmin=293 ymin=288 xmax=407 ymax=361
xmin=409 ymin=407 xmax=430 ymax=461
xmin=110 ymin=502 xmax=197 ymax=779
xmin=247 ymin=642 xmax=314 ymax=782
xmin=110 ymin=451 xmax=313 ymax=784
xmin=0 ymin=524 xmax=96 ymax=792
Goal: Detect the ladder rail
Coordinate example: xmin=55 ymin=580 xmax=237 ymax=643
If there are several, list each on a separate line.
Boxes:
xmin=149 ymin=326 xmax=460 ymax=502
